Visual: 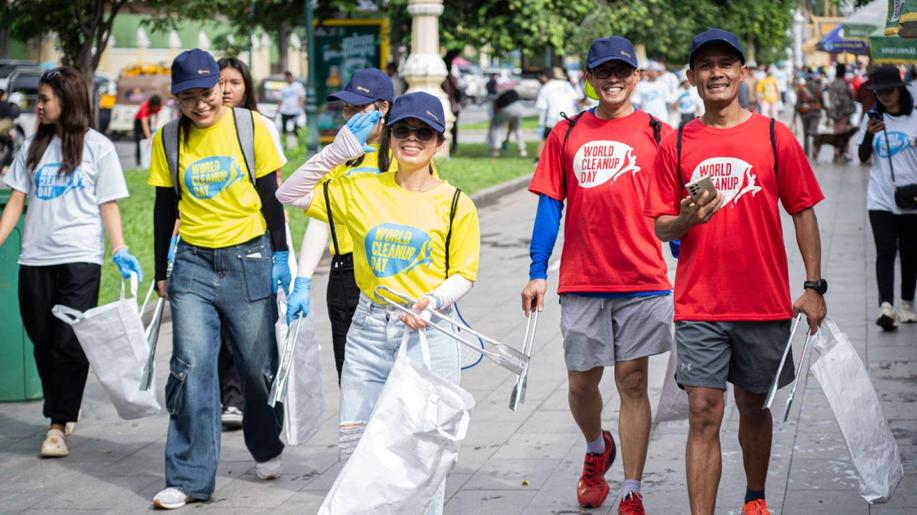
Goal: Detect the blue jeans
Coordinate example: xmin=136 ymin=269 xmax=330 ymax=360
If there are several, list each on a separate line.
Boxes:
xmin=339 ymin=294 xmax=461 ymax=515
xmin=164 ymin=234 xmax=284 ymax=500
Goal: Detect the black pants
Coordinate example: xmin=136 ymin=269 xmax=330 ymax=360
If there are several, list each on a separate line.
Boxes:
xmin=218 ymin=326 xmax=243 ymax=410
xmin=133 ymin=118 xmax=144 ymax=166
xmin=869 ymin=210 xmax=917 ymax=305
xmin=281 ymin=114 xmax=299 ymax=136
xmin=326 ymin=253 xmax=360 ymax=383
xmin=19 ymin=263 xmax=101 ymax=425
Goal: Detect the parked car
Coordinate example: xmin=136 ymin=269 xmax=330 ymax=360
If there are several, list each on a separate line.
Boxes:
xmin=0 ymin=59 xmax=38 ymax=92
xmin=4 ymin=67 xmax=42 ymax=141
xmin=109 ymin=73 xmax=172 ymax=138
xmin=516 ymin=72 xmax=543 ymax=101
xmin=455 ymin=64 xmax=486 ymax=105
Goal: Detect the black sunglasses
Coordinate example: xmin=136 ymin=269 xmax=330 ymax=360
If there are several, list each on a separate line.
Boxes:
xmin=591 ymin=65 xmax=634 ymax=80
xmin=391 ymin=124 xmax=437 ymax=142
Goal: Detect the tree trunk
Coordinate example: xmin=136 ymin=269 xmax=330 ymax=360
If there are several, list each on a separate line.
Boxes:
xmin=275 ymin=24 xmax=290 ymax=75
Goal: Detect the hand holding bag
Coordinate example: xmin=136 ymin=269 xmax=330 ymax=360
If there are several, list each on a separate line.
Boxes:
xmin=52 ymin=274 xmax=161 ymax=420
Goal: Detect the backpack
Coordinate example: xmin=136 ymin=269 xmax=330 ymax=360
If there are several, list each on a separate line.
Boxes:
xmin=161 ymin=106 xmax=256 ymax=198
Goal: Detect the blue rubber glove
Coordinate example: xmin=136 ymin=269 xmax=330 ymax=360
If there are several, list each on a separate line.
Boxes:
xmin=346 ymin=111 xmax=382 ymax=153
xmin=167 ymin=235 xmax=178 ymax=265
xmin=286 ymin=276 xmax=312 ymax=325
xmin=112 ymin=248 xmax=143 ymax=283
xmin=669 ymin=240 xmax=681 ymax=259
xmin=272 ymin=251 xmax=291 ymax=296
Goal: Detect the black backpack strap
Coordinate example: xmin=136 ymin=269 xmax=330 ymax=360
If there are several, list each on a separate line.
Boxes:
xmin=676 ymin=125 xmax=685 ymax=186
xmin=444 ymin=188 xmax=462 ymax=279
xmin=648 ymin=114 xmax=662 ymax=146
xmin=770 ymin=117 xmax=778 ymax=178
xmin=560 ymin=110 xmax=587 ymax=155
xmin=323 ymin=180 xmax=340 ymax=256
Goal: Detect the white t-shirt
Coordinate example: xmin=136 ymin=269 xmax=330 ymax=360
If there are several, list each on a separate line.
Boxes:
xmin=258 ymin=111 xmax=285 ymax=159
xmin=675 ymin=86 xmax=704 ymax=115
xmin=4 ymin=129 xmax=130 ymax=265
xmin=535 ymin=79 xmax=580 ymax=128
xmin=855 ymin=110 xmax=917 ymax=214
xmin=279 ymin=81 xmax=305 ymax=116
xmin=633 ymin=80 xmax=670 ymax=121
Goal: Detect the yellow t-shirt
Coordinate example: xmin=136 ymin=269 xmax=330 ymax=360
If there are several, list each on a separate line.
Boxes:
xmin=148 ymin=109 xmax=285 ymax=248
xmin=307 ymin=172 xmax=480 ymax=303
xmin=756 ymin=76 xmax=780 ymax=104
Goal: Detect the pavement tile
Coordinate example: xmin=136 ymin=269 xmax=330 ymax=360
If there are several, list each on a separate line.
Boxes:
xmin=781 ymin=488 xmax=870 ymax=514
xmin=464 ymin=458 xmax=562 ymax=491
xmin=445 ymin=489 xmax=538 ymax=515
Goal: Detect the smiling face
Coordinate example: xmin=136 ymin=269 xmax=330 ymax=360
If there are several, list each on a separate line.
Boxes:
xmin=36 ymin=84 xmax=62 ymax=125
xmin=585 ymin=61 xmax=639 ymax=108
xmin=220 ymin=67 xmax=245 ymax=108
xmin=177 ymin=81 xmax=224 ymax=128
xmin=687 ymin=44 xmax=747 ymax=108
xmin=389 ymin=118 xmax=442 ymax=168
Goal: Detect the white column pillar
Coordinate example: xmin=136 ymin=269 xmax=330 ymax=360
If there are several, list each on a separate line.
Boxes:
xmin=401 ymin=0 xmax=454 ymax=156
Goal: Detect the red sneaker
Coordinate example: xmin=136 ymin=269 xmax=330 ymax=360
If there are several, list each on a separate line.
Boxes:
xmin=618 ymin=491 xmax=646 ymax=515
xmin=576 ymin=430 xmax=616 ymax=508
xmin=743 ymin=498 xmax=770 ymax=515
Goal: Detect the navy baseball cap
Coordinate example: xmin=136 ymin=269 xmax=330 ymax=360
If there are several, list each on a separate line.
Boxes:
xmin=386 ymin=92 xmax=445 ymax=133
xmin=586 ymin=36 xmax=638 ymax=70
xmin=327 ymin=68 xmax=395 ymax=105
xmin=170 ymin=49 xmax=220 ymax=95
xmin=689 ymin=28 xmax=746 ymax=67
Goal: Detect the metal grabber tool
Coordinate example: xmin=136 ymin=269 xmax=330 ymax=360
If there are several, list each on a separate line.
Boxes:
xmin=509 ymin=309 xmax=539 ymax=411
xmin=763 ymin=313 xmax=804 ymax=410
xmin=140 ymin=236 xmax=178 ymax=391
xmin=782 ymin=328 xmax=814 ymax=422
xmin=374 ymin=286 xmax=530 ymax=376
xmin=268 ymin=315 xmax=304 ymax=407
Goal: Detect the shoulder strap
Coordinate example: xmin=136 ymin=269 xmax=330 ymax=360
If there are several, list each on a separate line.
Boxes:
xmin=770 ymin=117 xmax=778 ymax=178
xmin=882 ymin=126 xmax=897 ymax=185
xmin=648 ymin=114 xmax=662 ymax=146
xmin=560 ymin=110 xmax=588 ymax=154
xmin=232 ymin=107 xmax=256 ymax=184
xmin=162 ymin=119 xmax=181 ymax=197
xmin=676 ymin=125 xmax=684 ymax=186
xmin=444 ymin=188 xmax=462 ymax=279
xmin=323 ymin=180 xmax=341 ymax=256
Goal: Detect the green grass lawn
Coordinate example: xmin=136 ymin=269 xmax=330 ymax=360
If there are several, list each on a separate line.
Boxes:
xmin=97 ymin=141 xmax=536 ymax=303
xmin=459 ymin=115 xmax=540 ymax=131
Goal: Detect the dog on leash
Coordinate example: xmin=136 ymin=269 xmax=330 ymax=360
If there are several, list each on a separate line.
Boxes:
xmin=811 ymin=127 xmax=859 ymax=161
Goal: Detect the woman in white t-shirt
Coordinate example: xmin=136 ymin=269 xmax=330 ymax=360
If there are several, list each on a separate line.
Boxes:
xmin=0 ymin=67 xmax=141 ymax=457
xmin=856 ymin=65 xmax=917 ymax=330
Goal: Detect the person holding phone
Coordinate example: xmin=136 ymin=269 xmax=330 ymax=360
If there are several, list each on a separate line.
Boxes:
xmin=644 ymin=29 xmax=826 ymax=515
xmin=856 ymin=65 xmax=917 ymax=330
xmin=520 ymin=36 xmax=674 ymax=513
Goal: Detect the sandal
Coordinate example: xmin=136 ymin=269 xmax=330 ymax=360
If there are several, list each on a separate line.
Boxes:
xmin=40 ymin=428 xmax=69 ymax=458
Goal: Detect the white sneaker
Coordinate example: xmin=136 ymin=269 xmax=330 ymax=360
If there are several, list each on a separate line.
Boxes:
xmin=39 ymin=428 xmax=68 ymax=458
xmin=64 ymin=422 xmax=76 ymax=436
xmin=877 ymin=302 xmax=898 ymax=331
xmin=152 ymin=487 xmax=190 ymax=510
xmin=255 ymin=454 xmax=283 ymax=480
xmin=221 ymin=406 xmax=243 ymax=430
xmin=899 ymin=301 xmax=917 ymax=323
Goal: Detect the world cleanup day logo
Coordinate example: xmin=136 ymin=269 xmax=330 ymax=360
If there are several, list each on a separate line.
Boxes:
xmin=365 ymin=223 xmax=433 ymax=278
xmin=34 ymin=163 xmax=84 ymax=200
xmin=689 ymin=157 xmax=762 ymax=206
xmin=183 ymin=156 xmax=245 ymax=199
xmin=572 ymin=140 xmax=641 ymax=188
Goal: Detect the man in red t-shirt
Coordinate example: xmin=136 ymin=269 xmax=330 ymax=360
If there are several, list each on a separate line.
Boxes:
xmin=134 ymin=94 xmax=162 ymax=166
xmin=520 ymin=36 xmax=673 ymax=513
xmin=644 ymin=28 xmax=827 ymax=515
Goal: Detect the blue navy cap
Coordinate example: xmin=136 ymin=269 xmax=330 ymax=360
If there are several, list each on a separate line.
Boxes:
xmin=689 ymin=28 xmax=746 ymax=67
xmin=170 ymin=49 xmax=220 ymax=95
xmin=386 ymin=92 xmax=445 ymax=133
xmin=586 ymin=36 xmax=638 ymax=70
xmin=327 ymin=68 xmax=395 ymax=105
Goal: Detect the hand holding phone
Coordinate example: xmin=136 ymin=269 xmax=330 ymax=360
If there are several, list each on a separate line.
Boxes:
xmin=687 ymin=176 xmax=718 ymax=203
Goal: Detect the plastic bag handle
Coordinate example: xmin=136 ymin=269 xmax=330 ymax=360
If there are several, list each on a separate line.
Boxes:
xmin=426 ymin=397 xmax=470 ymax=442
xmin=51 ymin=304 xmax=85 ymax=325
xmin=397 ymin=326 xmax=433 ymax=371
xmin=120 ymin=273 xmax=139 ymax=303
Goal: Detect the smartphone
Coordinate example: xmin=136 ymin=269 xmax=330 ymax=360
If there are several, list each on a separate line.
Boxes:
xmin=687 ymin=176 xmax=717 ymax=202
xmin=867 ymin=111 xmax=882 ymax=121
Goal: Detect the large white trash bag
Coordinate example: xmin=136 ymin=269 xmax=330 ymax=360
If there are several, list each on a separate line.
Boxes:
xmin=654 ymin=349 xmax=690 ymax=423
xmin=274 ymin=290 xmax=324 ymax=446
xmin=318 ymin=330 xmax=475 ymax=515
xmin=810 ymin=318 xmax=903 ymax=503
xmin=51 ymin=276 xmax=161 ymax=420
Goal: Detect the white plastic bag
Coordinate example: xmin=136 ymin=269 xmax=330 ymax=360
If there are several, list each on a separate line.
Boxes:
xmin=810 ymin=318 xmax=903 ymax=503
xmin=318 ymin=330 xmax=475 ymax=515
xmin=51 ymin=276 xmax=161 ymax=420
xmin=139 ymin=138 xmax=152 ymax=169
xmin=654 ymin=349 xmax=689 ymax=423
xmin=274 ymin=290 xmax=323 ymax=446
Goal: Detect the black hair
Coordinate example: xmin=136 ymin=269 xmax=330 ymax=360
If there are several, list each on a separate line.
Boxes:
xmin=217 ymin=56 xmax=258 ymax=112
xmin=27 ymin=67 xmax=92 ymax=173
xmin=875 ymin=86 xmax=914 ymax=116
xmin=149 ymin=94 xmax=162 ymax=107
xmin=835 ymin=63 xmax=846 ymax=77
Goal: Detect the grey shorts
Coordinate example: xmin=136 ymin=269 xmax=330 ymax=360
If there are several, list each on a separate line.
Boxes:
xmin=560 ymin=294 xmax=674 ymax=371
xmin=674 ymin=320 xmax=794 ymax=394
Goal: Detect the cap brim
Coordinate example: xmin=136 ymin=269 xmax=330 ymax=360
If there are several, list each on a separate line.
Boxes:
xmin=690 ymin=40 xmax=745 ymax=65
xmin=171 ymin=74 xmax=219 ymax=95
xmin=865 ymin=81 xmax=905 ymax=91
xmin=327 ymin=90 xmax=376 ymax=105
xmin=387 ymin=113 xmax=445 ymax=134
xmin=586 ymin=56 xmax=637 ymax=71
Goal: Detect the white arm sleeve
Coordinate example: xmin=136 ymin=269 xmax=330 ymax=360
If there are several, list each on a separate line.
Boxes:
xmin=297 ymin=220 xmax=330 ymax=279
xmin=275 ymin=126 xmax=363 ymax=208
xmin=426 ymin=274 xmax=474 ymax=310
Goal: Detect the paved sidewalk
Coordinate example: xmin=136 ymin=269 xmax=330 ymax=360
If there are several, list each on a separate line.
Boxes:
xmin=1 ymin=158 xmax=915 ymax=514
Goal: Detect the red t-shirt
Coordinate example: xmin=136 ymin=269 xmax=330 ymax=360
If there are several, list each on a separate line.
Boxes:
xmin=530 ymin=109 xmax=673 ymax=294
xmin=643 ymin=114 xmax=824 ymax=321
xmin=134 ymin=100 xmax=161 ymax=120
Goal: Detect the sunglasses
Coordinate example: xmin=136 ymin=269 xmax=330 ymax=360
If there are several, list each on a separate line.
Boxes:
xmin=41 ymin=68 xmax=62 ymax=82
xmin=391 ymin=124 xmax=438 ymax=142
xmin=591 ymin=65 xmax=634 ymax=80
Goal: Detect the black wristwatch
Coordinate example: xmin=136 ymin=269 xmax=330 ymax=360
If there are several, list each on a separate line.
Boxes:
xmin=804 ymin=279 xmax=828 ymax=295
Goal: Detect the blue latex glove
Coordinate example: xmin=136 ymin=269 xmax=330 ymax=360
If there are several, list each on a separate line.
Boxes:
xmin=669 ymin=240 xmax=681 ymax=259
xmin=345 ymin=111 xmax=382 ymax=153
xmin=286 ymin=276 xmax=312 ymax=325
xmin=112 ymin=248 xmax=143 ymax=283
xmin=272 ymin=251 xmax=291 ymax=295
xmin=167 ymin=235 xmax=178 ymax=265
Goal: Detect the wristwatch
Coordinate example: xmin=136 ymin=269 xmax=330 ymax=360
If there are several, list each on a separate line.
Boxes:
xmin=804 ymin=279 xmax=828 ymax=295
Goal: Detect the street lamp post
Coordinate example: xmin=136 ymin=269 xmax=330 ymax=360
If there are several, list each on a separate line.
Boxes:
xmin=304 ymin=0 xmax=320 ymax=155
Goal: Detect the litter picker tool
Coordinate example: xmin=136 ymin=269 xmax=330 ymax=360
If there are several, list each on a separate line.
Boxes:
xmin=782 ymin=329 xmax=813 ymax=422
xmin=139 ymin=236 xmax=179 ymax=391
xmin=509 ymin=309 xmax=538 ymax=411
xmin=764 ymin=313 xmax=804 ymax=410
xmin=374 ymin=286 xmax=529 ymax=376
xmin=268 ymin=315 xmax=303 ymax=407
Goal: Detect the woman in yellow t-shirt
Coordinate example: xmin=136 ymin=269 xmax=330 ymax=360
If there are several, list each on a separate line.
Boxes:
xmin=276 ymin=92 xmax=480 ymax=515
xmin=147 ymin=49 xmax=289 ymax=510
xmin=283 ymin=68 xmax=395 ymax=382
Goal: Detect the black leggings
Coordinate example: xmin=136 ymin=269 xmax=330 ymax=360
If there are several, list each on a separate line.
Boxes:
xmin=869 ymin=210 xmax=917 ymax=306
xmin=326 ymin=253 xmax=360 ymax=384
xmin=19 ymin=263 xmax=101 ymax=425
